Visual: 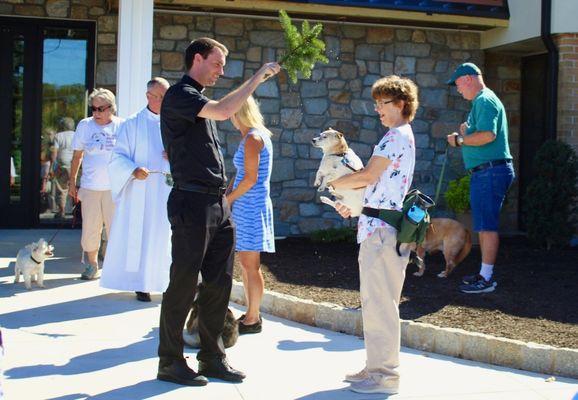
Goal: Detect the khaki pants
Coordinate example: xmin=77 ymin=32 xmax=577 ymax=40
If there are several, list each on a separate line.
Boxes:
xmin=358 ymin=227 xmax=410 ymax=379
xmin=78 ymin=188 xmax=114 ymax=253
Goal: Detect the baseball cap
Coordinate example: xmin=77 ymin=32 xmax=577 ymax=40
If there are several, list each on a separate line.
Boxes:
xmin=447 ymin=62 xmax=482 ymax=85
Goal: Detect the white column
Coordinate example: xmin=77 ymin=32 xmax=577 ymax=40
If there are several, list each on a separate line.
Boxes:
xmin=116 ymin=0 xmax=154 ymax=118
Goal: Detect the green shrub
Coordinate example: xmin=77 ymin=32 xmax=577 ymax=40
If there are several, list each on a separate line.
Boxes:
xmin=524 ymin=140 xmax=578 ymax=250
xmin=444 ymin=175 xmax=471 ymax=214
xmin=310 ymin=227 xmax=356 ymax=243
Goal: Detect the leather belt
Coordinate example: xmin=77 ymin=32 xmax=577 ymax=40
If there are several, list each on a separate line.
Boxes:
xmin=174 ymin=183 xmax=226 ymax=196
xmin=469 ymin=159 xmax=512 ymax=174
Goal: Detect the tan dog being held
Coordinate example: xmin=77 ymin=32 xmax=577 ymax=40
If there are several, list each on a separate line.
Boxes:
xmin=413 ymin=218 xmax=472 ymax=278
xmin=311 ymin=129 xmax=364 ymax=217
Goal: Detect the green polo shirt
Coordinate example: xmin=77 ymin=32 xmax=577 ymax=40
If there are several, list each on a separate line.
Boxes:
xmin=462 ymin=87 xmax=512 ymax=170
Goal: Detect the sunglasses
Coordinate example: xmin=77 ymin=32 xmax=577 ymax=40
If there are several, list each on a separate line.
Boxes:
xmin=91 ymin=105 xmax=112 ymax=113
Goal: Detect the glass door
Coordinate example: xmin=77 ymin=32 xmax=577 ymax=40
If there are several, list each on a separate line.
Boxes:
xmin=0 ymin=22 xmax=37 ymax=227
xmin=0 ymin=17 xmax=94 ymax=228
xmin=39 ymin=27 xmax=90 ymax=224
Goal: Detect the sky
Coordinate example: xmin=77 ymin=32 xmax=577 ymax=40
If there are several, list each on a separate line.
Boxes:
xmin=42 ymin=39 xmax=87 ymax=86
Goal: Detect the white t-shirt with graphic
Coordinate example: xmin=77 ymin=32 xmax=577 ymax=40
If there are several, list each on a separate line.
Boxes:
xmin=72 ymin=116 xmax=123 ymax=191
xmin=357 ymin=124 xmax=416 ymax=244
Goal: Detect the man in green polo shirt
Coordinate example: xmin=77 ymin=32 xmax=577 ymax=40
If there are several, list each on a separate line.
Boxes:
xmin=446 ymin=62 xmax=515 ymax=294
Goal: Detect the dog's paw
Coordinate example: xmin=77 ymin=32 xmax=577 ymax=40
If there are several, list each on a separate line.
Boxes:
xmin=317 ymin=185 xmax=326 ymax=192
xmin=437 ymin=271 xmax=448 ymax=278
xmin=319 ymin=196 xmax=336 ymax=208
xmin=413 ymin=270 xmax=425 ymax=277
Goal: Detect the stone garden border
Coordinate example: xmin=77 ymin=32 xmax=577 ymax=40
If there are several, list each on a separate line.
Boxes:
xmin=231 ymin=280 xmax=578 ymax=379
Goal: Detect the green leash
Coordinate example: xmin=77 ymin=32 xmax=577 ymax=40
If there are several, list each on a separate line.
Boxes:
xmin=433 ymin=146 xmax=449 ymax=205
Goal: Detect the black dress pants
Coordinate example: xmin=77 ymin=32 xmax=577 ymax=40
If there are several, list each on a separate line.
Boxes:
xmin=158 ymin=189 xmax=235 ymax=366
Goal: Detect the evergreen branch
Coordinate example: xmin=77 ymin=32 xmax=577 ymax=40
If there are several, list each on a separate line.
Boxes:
xmin=278 ymin=10 xmax=329 ymax=83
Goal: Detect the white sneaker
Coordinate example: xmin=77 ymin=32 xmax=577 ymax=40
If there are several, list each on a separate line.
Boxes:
xmin=344 ymin=367 xmax=369 ymax=383
xmin=349 ymin=375 xmax=399 ymax=394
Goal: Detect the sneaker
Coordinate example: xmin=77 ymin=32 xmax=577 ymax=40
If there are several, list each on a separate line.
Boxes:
xmin=459 ymin=275 xmax=497 ymax=294
xmin=462 ymin=273 xmax=481 ymax=285
xmin=80 ymin=264 xmax=100 ymax=280
xmin=344 ymin=367 xmax=369 ymax=383
xmin=349 ymin=375 xmax=399 ymax=394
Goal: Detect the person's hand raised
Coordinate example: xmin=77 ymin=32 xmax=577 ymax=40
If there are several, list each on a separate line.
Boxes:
xmin=256 ymin=62 xmax=281 ymax=83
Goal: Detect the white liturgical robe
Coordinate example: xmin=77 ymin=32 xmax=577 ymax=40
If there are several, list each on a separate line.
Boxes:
xmin=100 ymin=107 xmax=171 ymax=293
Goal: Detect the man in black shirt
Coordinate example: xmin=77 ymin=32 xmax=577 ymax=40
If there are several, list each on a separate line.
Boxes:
xmin=157 ymin=37 xmax=279 ymax=386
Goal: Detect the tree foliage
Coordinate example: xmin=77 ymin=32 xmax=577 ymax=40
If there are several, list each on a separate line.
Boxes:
xmin=524 ymin=140 xmax=578 ymax=250
xmin=278 ymin=10 xmax=328 ymax=83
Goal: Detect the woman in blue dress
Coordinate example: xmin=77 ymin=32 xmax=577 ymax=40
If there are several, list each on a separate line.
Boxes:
xmin=226 ymin=95 xmax=275 ymax=334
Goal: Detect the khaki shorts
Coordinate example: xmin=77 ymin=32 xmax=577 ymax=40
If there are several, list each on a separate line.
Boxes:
xmin=78 ymin=188 xmax=115 ymax=253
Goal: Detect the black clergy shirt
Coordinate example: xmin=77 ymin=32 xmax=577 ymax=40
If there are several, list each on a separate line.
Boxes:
xmin=160 ymin=75 xmax=226 ymax=188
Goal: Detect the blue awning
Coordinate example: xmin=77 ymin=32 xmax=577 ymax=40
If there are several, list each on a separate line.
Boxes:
xmin=281 ymin=0 xmax=509 ymax=20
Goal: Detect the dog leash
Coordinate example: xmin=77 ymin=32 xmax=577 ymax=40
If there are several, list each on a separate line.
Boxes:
xmin=433 ymin=146 xmax=449 ymax=206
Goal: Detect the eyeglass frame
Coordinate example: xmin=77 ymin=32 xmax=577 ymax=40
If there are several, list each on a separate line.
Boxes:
xmin=374 ymin=98 xmax=396 ymax=108
xmin=90 ymin=105 xmax=112 ymax=113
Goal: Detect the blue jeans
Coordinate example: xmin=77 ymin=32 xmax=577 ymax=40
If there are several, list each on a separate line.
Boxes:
xmin=470 ymin=163 xmax=515 ymax=232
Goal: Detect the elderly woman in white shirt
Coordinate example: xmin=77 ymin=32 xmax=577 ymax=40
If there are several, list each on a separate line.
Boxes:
xmin=69 ymin=88 xmax=124 ymax=280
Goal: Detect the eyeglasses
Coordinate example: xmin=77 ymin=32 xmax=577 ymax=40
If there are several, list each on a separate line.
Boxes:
xmin=91 ymin=105 xmax=112 ymax=113
xmin=375 ymin=99 xmax=396 ymax=107
xmin=146 ymin=92 xmax=164 ymax=101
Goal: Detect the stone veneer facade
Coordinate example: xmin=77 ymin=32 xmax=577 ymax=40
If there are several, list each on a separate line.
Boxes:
xmin=1 ymin=1 xmax=527 ymax=235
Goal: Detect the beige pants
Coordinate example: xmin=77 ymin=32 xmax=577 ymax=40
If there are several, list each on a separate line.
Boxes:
xmin=358 ymin=227 xmax=410 ymax=379
xmin=78 ymin=188 xmax=114 ymax=253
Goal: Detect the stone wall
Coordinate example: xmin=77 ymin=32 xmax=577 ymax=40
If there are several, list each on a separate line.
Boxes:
xmin=152 ymin=13 xmax=487 ymax=235
xmin=4 ymin=2 xmax=529 ymax=235
xmin=555 ymin=33 xmax=578 ymax=153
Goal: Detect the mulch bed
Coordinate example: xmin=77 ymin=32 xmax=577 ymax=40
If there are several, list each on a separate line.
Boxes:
xmin=233 ymin=235 xmax=578 ymax=349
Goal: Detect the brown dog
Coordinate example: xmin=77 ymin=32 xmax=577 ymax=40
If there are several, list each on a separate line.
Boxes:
xmin=412 ymin=218 xmax=472 ymax=278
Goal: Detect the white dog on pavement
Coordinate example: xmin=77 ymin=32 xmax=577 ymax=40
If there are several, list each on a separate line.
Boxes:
xmin=14 ymin=238 xmax=54 ymax=290
xmin=311 ymin=128 xmax=365 ymax=217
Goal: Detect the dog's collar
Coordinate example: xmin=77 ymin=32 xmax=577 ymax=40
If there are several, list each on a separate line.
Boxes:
xmin=30 ymin=255 xmax=42 ymax=265
xmin=333 ymin=152 xmax=362 ymax=173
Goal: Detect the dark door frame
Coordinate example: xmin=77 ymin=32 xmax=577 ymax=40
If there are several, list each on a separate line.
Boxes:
xmin=519 ymin=53 xmax=548 ymax=230
xmin=0 ymin=16 xmax=96 ymax=228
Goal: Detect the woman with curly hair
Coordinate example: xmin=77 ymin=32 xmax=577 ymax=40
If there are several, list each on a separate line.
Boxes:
xmin=328 ymin=75 xmax=418 ymax=395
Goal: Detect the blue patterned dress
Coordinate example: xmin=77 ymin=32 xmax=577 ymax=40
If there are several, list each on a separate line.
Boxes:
xmin=231 ymin=128 xmax=275 ymax=252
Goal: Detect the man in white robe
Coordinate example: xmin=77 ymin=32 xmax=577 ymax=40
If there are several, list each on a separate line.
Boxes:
xmin=100 ymin=77 xmax=171 ymax=302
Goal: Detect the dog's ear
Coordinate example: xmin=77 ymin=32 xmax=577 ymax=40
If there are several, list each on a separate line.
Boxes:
xmin=336 ymin=132 xmax=343 ymax=138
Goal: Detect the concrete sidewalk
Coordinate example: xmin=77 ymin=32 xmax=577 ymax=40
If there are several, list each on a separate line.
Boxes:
xmin=1 ymin=229 xmax=577 ymax=400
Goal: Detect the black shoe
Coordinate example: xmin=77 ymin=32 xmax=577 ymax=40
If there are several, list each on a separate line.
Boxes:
xmin=238 ymin=316 xmax=262 ymax=335
xmin=136 ymin=291 xmax=151 ymax=302
xmin=198 ymin=358 xmax=246 ymax=382
xmin=157 ymin=360 xmax=208 ymax=386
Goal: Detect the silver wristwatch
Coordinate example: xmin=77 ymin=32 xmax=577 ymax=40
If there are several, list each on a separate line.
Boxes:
xmin=456 ymin=135 xmax=464 ymax=147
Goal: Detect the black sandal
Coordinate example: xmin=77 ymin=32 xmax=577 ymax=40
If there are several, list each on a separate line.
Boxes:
xmin=238 ymin=316 xmax=262 ymax=335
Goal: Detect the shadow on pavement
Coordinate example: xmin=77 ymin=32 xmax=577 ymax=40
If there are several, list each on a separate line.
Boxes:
xmin=89 ymin=379 xmax=181 ymax=400
xmin=6 ymin=329 xmax=158 ymax=379
xmin=277 ymin=335 xmax=364 ymax=352
xmin=0 ymin=293 xmax=158 ymax=328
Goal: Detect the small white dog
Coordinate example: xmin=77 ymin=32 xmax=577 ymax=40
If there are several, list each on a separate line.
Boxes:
xmin=312 ymin=128 xmax=364 ymax=217
xmin=14 ymin=238 xmax=54 ymax=290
